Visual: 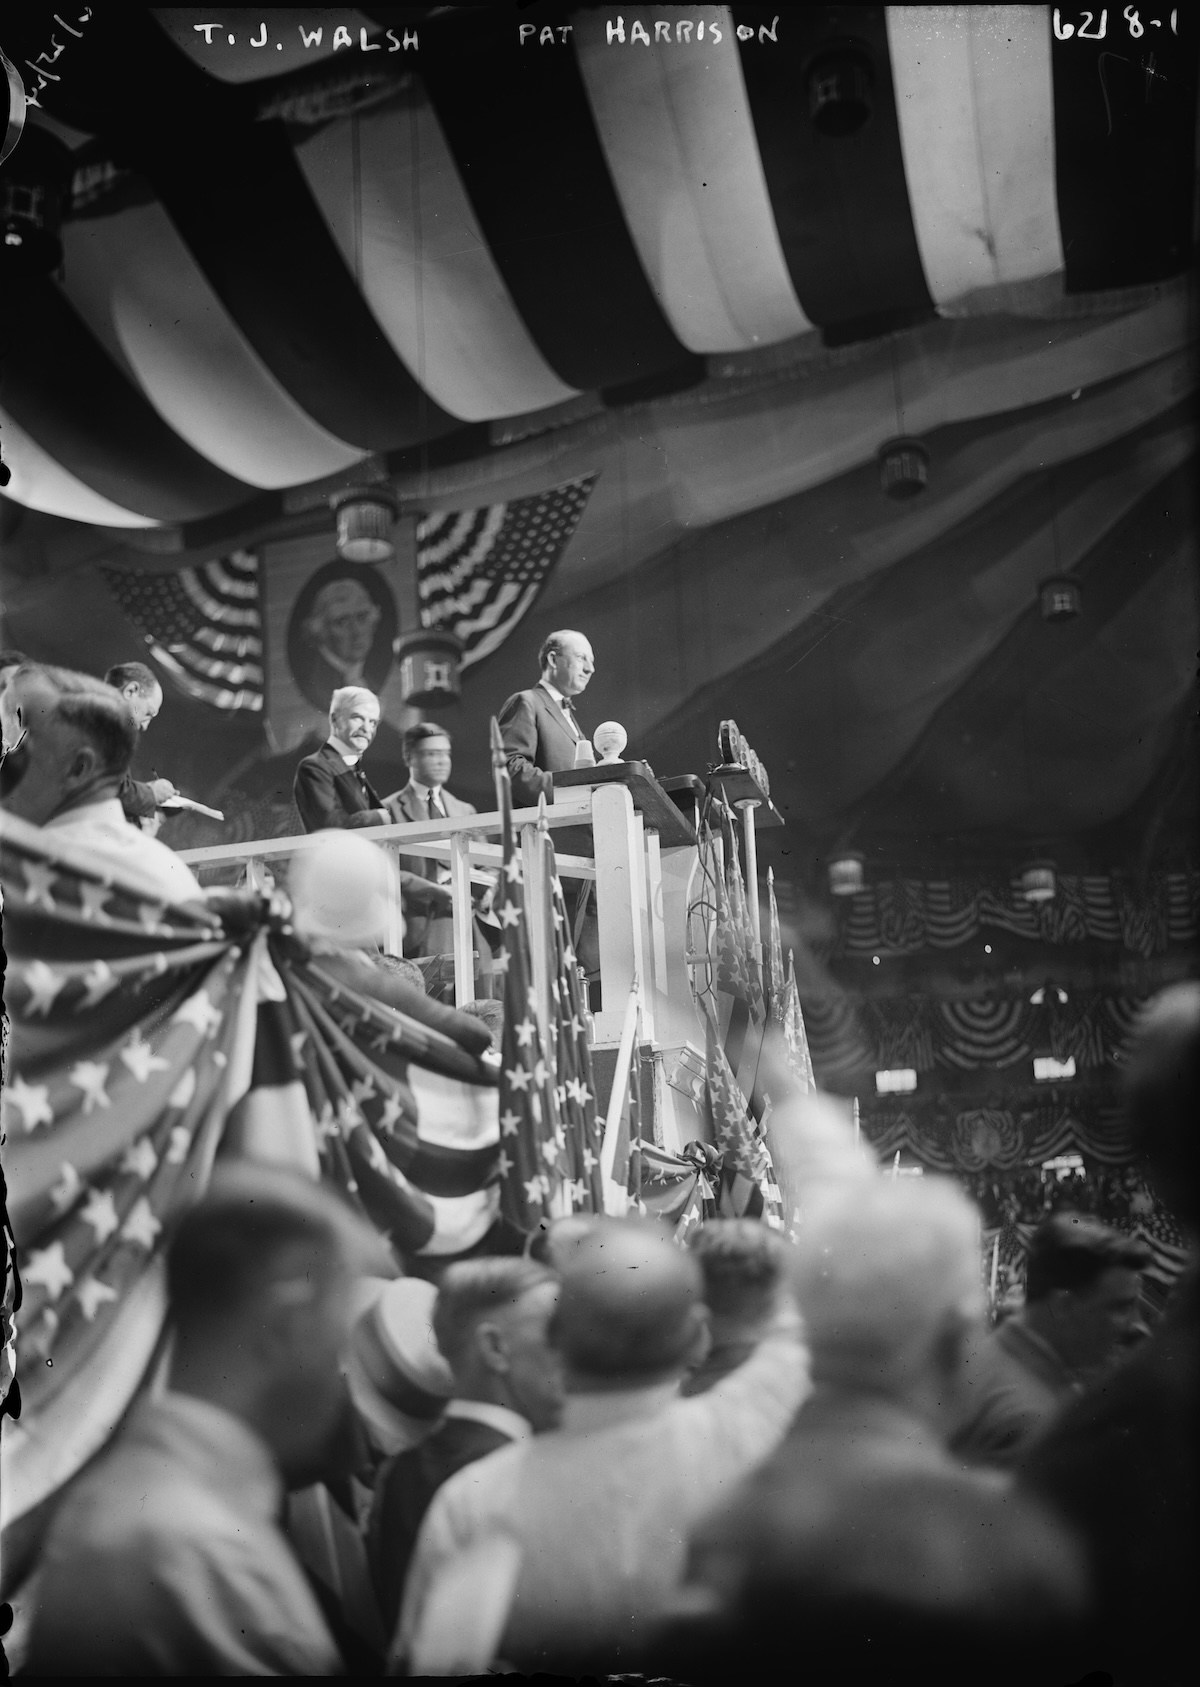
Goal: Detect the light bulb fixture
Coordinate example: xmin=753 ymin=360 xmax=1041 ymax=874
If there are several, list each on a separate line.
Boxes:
xmin=828 ymin=852 xmax=865 ymax=897
xmin=333 ymin=488 xmax=398 ymax=564
xmin=879 ymin=437 xmax=929 ymax=500
xmin=394 ymin=628 xmax=464 ymax=707
xmin=1039 ymin=576 xmax=1082 ymax=621
xmin=1020 ymin=863 xmax=1056 ymax=904
xmin=808 ymin=47 xmax=874 ymax=138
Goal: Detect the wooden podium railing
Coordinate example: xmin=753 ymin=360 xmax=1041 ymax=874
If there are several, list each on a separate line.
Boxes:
xmin=177 ymin=769 xmax=707 ymax=1156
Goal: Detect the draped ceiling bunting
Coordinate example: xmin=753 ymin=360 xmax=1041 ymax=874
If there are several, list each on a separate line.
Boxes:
xmin=0 ymin=3 xmax=1195 ymax=858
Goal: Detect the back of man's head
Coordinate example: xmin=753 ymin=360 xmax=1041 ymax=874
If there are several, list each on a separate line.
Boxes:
xmin=551 ymin=1218 xmax=706 ymax=1388
xmin=0 ymin=663 xmax=136 ymax=823
xmin=167 ymin=1164 xmax=391 ymax=1471
xmin=433 ymin=1257 xmax=556 ymax=1376
xmin=688 ymin=1219 xmax=788 ymax=1335
xmin=103 ymin=660 xmax=158 ymax=696
xmin=792 ymin=1177 xmax=984 ymax=1394
xmin=1123 ymin=982 xmax=1200 ymax=1228
xmin=1023 ymin=1213 xmax=1151 ymax=1303
xmin=168 ymin=1162 xmax=389 ymax=1336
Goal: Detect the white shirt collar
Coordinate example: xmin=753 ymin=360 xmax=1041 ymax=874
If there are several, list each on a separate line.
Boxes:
xmin=408 ymin=778 xmax=441 ymax=802
xmin=443 ymin=1399 xmax=533 ymax=1441
xmin=327 ymin=734 xmax=360 ymax=766
xmin=560 ymin=1378 xmax=681 ymax=1434
xmin=45 ymin=796 xmax=129 ymax=830
xmin=539 ymin=678 xmax=572 ymax=710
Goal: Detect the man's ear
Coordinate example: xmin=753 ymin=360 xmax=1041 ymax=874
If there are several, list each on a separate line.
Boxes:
xmin=63 ymin=743 xmax=100 ymax=789
xmin=475 ymin=1320 xmax=509 ymax=1375
xmin=682 ymin=1303 xmax=711 ymax=1372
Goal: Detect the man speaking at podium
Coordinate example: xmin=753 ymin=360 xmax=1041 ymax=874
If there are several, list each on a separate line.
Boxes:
xmin=498 ymin=630 xmax=599 ymax=978
xmin=497 ymin=631 xmax=595 ymax=805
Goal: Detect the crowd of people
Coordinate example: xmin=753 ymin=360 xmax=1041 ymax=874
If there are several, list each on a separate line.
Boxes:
xmin=1 ymin=643 xmax=1195 ymax=1682
xmin=1 ymin=986 xmax=1192 ymax=1681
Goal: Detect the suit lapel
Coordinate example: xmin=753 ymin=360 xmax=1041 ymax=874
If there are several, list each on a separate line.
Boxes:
xmin=538 ymin=685 xmax=579 ymax=746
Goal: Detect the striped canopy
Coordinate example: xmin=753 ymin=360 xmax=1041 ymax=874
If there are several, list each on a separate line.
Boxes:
xmin=0 ymin=4 xmax=1195 ymax=856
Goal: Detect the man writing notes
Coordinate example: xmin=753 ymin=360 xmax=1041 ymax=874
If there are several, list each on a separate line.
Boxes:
xmin=292 ymin=686 xmax=452 ymax=924
xmin=103 ymin=662 xmax=178 ymax=826
xmin=496 ymin=630 xmax=595 ymax=806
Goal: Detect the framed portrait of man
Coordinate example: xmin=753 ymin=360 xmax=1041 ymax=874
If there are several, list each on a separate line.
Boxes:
xmin=286 ymin=561 xmax=398 ymax=709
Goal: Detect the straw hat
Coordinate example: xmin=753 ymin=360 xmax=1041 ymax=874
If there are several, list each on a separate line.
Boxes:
xmin=344 ymin=1275 xmax=454 ymax=1456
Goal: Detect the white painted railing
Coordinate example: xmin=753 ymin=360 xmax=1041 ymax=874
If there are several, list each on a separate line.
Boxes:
xmin=178 ymin=777 xmax=707 ymax=1154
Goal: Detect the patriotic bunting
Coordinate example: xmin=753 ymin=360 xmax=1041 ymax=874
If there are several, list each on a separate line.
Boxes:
xmin=418 ymin=477 xmax=597 ymax=672
xmin=0 ymin=810 xmax=501 ymax=1530
xmin=100 ymin=552 xmax=264 ymax=712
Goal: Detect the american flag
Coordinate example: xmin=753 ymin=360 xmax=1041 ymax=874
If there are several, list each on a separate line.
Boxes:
xmin=418 ymin=476 xmax=597 ymax=671
xmin=100 ymin=551 xmax=264 ymax=712
xmin=0 ymin=808 xmax=500 ymax=1533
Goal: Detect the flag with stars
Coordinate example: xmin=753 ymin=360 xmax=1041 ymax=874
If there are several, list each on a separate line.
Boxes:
xmin=100 ymin=550 xmax=264 ymax=712
xmin=779 ymin=951 xmax=817 ymax=1096
xmin=546 ymin=852 xmax=606 ymax=1216
xmin=0 ymin=811 xmax=502 ymax=1539
xmin=712 ymin=834 xmax=768 ymax=1125
xmin=417 ymin=476 xmax=597 ymax=671
xmin=489 ymin=724 xmax=571 ymax=1233
xmin=703 ymin=1006 xmax=781 ymax=1221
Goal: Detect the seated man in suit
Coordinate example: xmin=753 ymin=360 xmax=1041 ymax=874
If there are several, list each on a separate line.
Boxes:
xmin=497 ymin=631 xmax=598 ymax=977
xmin=388 ymin=722 xmax=497 ymax=994
xmin=293 ymin=686 xmax=452 ymax=924
xmin=496 ymin=630 xmax=595 ymax=807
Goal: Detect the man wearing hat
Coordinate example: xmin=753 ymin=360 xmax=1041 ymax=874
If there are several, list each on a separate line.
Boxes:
xmin=285 ymin=1276 xmax=455 ymax=1671
xmin=369 ymin=1258 xmax=561 ymax=1637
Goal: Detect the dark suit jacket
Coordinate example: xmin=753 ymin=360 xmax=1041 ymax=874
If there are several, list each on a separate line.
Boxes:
xmin=496 ymin=684 xmax=583 ymax=808
xmin=389 ymin=781 xmax=490 ymax=971
xmin=294 ymin=740 xmax=388 ymax=833
xmin=949 ymin=1315 xmax=1082 ymax=1470
xmin=1020 ymin=1273 xmax=1199 ymax=1686
xmin=292 ymin=742 xmax=449 ymax=915
xmin=117 ymin=770 xmax=157 ymax=822
xmin=367 ymin=1414 xmax=517 ymax=1635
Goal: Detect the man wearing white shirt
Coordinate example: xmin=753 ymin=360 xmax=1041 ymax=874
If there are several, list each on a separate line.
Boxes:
xmin=369 ymin=1258 xmax=562 ymax=1636
xmin=496 ymin=630 xmax=595 ymax=808
xmin=0 ymin=662 xmax=203 ymax=906
xmin=395 ymin=1218 xmax=808 ymax=1677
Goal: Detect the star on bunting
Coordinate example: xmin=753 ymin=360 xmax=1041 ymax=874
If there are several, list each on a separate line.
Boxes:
xmin=120 ymin=1137 xmax=158 ymax=1180
xmin=76 ymin=1276 xmax=119 ymax=1322
xmin=80 ymin=1187 xmax=120 ymax=1244
xmin=69 ymin=1060 xmax=111 ymax=1113
xmin=79 ymin=961 xmax=119 ymax=1008
xmin=121 ymin=1198 xmax=162 ymax=1250
xmin=22 ymin=960 xmax=65 ymax=1017
xmin=48 ymin=1162 xmax=82 ymax=1215
xmin=166 ymin=1126 xmax=192 ymax=1164
xmin=121 ymin=1035 xmax=171 ymax=1083
xmin=79 ymin=881 xmax=114 ymax=922
xmin=3 ymin=1076 xmax=54 ymax=1133
xmin=172 ymin=991 xmax=223 ymax=1036
xmin=22 ymin=860 xmax=58 ymax=911
xmin=23 ymin=1242 xmax=74 ymax=1302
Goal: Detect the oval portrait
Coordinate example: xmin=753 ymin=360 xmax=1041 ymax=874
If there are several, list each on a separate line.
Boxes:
xmin=286 ymin=562 xmax=398 ymax=711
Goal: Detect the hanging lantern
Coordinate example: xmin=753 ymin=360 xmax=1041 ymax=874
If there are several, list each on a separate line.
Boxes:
xmin=829 ymin=852 xmax=865 ymax=897
xmin=333 ymin=489 xmax=397 ymax=564
xmin=1039 ymin=577 xmax=1082 ymax=621
xmin=394 ymin=629 xmax=463 ymax=707
xmin=879 ymin=437 xmax=929 ymax=500
xmin=1020 ymin=863 xmax=1056 ymax=904
xmin=1 ymin=124 xmax=69 ymax=274
xmin=808 ymin=47 xmax=874 ymax=138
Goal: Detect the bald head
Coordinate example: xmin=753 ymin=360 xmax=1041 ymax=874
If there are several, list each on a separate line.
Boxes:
xmin=0 ymin=663 xmax=136 ymax=825
xmin=550 ymin=1218 xmax=707 ymax=1388
xmin=539 ymin=630 xmax=594 ymax=699
xmin=792 ymin=1178 xmax=984 ymax=1396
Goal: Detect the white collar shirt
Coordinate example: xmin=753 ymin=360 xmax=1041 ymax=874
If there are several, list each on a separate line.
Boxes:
xmin=43 ymin=797 xmax=204 ymax=906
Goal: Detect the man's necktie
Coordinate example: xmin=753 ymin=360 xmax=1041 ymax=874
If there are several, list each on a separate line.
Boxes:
xmin=426 ymin=789 xmax=446 ymax=820
xmin=562 ymin=700 xmax=581 ymax=740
